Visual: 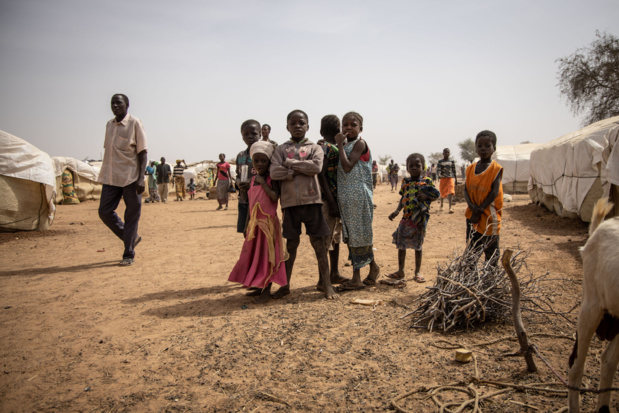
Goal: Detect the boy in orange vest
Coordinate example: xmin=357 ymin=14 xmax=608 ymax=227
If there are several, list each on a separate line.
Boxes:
xmin=464 ymin=130 xmax=503 ymax=265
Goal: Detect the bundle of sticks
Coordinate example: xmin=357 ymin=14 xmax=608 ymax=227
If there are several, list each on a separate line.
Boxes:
xmin=404 ymin=246 xmax=538 ymax=332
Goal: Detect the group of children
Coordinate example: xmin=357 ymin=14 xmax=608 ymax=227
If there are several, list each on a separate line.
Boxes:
xmin=227 ymin=111 xmax=504 ymax=302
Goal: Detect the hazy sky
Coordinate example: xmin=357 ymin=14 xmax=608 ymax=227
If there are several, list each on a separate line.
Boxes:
xmin=1 ymin=0 xmax=617 ymax=165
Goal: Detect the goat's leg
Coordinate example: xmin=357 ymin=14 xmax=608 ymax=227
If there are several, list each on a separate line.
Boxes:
xmin=596 ymin=334 xmax=619 ymax=412
xmin=568 ymin=305 xmax=603 ymax=413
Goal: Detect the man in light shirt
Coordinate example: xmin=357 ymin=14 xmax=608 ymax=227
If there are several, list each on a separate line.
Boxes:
xmin=97 ymin=94 xmax=148 ymax=266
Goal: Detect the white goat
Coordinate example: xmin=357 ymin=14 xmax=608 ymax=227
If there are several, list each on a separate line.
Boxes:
xmin=568 ymin=198 xmax=619 ymax=412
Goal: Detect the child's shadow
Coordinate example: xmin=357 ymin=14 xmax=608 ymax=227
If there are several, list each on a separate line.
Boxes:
xmin=135 ymin=285 xmax=324 ymax=319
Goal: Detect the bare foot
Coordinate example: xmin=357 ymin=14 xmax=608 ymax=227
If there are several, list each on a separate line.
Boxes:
xmin=324 ymin=286 xmax=339 ymax=300
xmin=245 ymin=289 xmax=262 ymax=297
xmin=363 ymin=262 xmax=381 ymax=285
xmin=272 ymin=286 xmax=290 ymax=299
xmin=330 ymin=273 xmax=350 ymax=285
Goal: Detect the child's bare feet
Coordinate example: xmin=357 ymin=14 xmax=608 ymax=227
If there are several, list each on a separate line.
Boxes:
xmin=324 ymin=286 xmax=339 ymax=300
xmin=272 ymin=286 xmax=290 ymax=299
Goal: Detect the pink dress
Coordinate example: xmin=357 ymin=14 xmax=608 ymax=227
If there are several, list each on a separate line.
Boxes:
xmin=228 ymin=176 xmax=288 ymax=288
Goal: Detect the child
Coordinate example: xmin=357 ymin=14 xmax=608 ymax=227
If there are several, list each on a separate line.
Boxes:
xmin=235 ymin=120 xmax=260 ymax=233
xmin=334 ymin=111 xmax=380 ymax=290
xmin=387 ymin=154 xmax=439 ymax=283
xmin=317 ymin=115 xmax=348 ymax=290
xmin=213 ymin=153 xmax=231 ymax=210
xmin=228 ymin=141 xmax=288 ymax=302
xmin=270 ymin=109 xmax=337 ymax=300
xmin=438 ymin=148 xmax=458 ymax=213
xmin=464 ymin=130 xmax=503 ymax=264
xmin=145 ymin=161 xmax=160 ymax=203
xmin=187 ymin=177 xmax=196 ymax=200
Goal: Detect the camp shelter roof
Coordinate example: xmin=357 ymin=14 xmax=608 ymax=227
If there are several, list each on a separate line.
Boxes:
xmin=494 ymin=143 xmax=541 ymax=185
xmin=529 ymin=116 xmax=619 ymax=218
xmin=0 ymin=130 xmax=56 ymax=188
xmin=52 ymin=157 xmax=100 ymax=181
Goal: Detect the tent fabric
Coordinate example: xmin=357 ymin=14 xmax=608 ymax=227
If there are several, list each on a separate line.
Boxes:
xmin=52 ymin=157 xmax=102 ymax=203
xmin=0 ymin=129 xmax=56 ymax=230
xmin=493 ymin=143 xmax=541 ymax=193
xmin=528 ymin=116 xmax=619 ymax=221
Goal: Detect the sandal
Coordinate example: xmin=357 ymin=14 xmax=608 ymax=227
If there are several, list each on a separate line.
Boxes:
xmin=120 ymin=258 xmax=134 ymax=266
xmin=335 ymin=281 xmax=366 ymax=292
xmin=385 ymin=272 xmax=404 ymax=280
xmin=413 ymin=275 xmax=427 ymax=283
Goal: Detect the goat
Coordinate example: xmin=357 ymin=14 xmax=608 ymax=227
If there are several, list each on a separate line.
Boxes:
xmin=568 ymin=198 xmax=619 ymax=412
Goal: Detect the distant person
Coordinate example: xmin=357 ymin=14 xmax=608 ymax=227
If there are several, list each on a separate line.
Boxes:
xmin=317 ymin=114 xmax=349 ymax=289
xmin=438 ymin=148 xmax=457 ymax=213
xmin=228 ymin=141 xmax=287 ymax=302
xmin=430 ymin=163 xmax=437 ymax=183
xmin=270 ymin=110 xmax=336 ymax=300
xmin=387 ymin=153 xmax=439 ymax=283
xmin=236 ymin=120 xmax=260 ymax=233
xmin=156 ymin=157 xmax=172 ymax=203
xmin=261 ymin=124 xmax=278 ymax=147
xmin=464 ymin=130 xmax=503 ymax=265
xmin=173 ymin=159 xmax=187 ymax=201
xmin=97 ymin=93 xmax=147 ymax=266
xmin=371 ymin=160 xmax=378 ymax=189
xmin=187 ymin=177 xmax=196 ymax=200
xmin=387 ymin=159 xmax=400 ymax=191
xmin=334 ymin=111 xmax=380 ymax=289
xmin=213 ymin=153 xmax=231 ymax=210
xmin=461 ymin=164 xmax=466 ymax=180
xmin=145 ymin=161 xmax=160 ymax=203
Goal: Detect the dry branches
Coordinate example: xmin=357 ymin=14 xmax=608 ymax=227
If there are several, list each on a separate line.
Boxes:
xmin=404 ymin=246 xmax=542 ymax=332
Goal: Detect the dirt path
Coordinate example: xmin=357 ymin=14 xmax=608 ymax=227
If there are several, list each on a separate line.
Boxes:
xmin=1 ymin=184 xmax=610 ymax=412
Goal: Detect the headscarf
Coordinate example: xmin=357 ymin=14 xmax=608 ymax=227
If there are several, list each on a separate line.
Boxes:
xmin=249 ymin=140 xmax=275 ymax=160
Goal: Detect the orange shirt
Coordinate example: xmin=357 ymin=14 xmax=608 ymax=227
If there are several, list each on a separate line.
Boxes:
xmin=465 ymin=161 xmax=503 ymax=236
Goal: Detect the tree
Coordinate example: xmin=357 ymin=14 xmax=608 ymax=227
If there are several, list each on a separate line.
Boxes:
xmin=557 ymin=31 xmax=619 ymax=126
xmin=458 ymin=138 xmax=476 ymax=163
xmin=378 ymin=155 xmax=391 ymax=165
xmin=427 ymin=152 xmax=443 ymax=166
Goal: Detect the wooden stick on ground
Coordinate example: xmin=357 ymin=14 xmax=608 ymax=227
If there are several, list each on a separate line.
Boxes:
xmin=502 ymin=249 xmax=537 ymax=372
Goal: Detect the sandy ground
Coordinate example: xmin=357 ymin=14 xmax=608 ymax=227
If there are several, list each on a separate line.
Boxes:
xmin=0 ymin=183 xmax=615 ymax=412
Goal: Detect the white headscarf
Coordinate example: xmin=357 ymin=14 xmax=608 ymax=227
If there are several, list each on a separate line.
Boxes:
xmin=249 ymin=140 xmax=275 ymax=160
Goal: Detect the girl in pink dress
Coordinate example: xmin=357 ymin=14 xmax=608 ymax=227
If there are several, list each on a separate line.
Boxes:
xmin=228 ymin=141 xmax=288 ymax=302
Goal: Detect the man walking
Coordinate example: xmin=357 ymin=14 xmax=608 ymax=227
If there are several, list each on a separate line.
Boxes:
xmin=98 ymin=94 xmax=148 ymax=266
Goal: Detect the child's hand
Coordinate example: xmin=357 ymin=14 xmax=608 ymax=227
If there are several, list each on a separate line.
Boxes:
xmin=255 ymin=175 xmax=266 ymax=185
xmin=334 ymin=133 xmax=347 ymax=146
xmin=470 ymin=210 xmax=481 ymax=224
xmin=389 ymin=211 xmax=399 ymax=221
xmin=238 ymin=181 xmax=250 ymax=191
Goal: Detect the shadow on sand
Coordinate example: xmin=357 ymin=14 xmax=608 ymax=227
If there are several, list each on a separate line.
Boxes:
xmin=0 ymin=260 xmax=120 ymax=278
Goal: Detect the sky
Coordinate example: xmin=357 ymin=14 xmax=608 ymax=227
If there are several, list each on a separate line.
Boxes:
xmin=1 ymin=0 xmax=618 ymax=166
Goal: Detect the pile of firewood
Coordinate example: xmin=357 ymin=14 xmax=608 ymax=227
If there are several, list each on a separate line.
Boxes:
xmin=405 ymin=247 xmax=538 ymax=332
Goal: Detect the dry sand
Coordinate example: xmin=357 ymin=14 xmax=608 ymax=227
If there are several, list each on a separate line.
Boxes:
xmin=0 ymin=184 xmax=613 ymax=412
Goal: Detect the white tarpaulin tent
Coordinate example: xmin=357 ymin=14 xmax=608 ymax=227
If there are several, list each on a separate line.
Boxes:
xmin=528 ymin=116 xmax=619 ymax=221
xmin=52 ymin=156 xmax=102 ymax=203
xmin=602 ymin=125 xmax=619 ymax=216
xmin=493 ymin=143 xmax=542 ymax=194
xmin=0 ymin=130 xmax=56 ymax=231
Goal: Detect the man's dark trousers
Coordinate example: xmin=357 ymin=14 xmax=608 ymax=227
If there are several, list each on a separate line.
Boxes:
xmin=98 ymin=181 xmax=142 ymax=259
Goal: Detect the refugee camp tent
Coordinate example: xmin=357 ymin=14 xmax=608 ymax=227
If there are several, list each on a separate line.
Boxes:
xmin=493 ymin=143 xmax=542 ymax=194
xmin=52 ymin=157 xmax=102 ymax=203
xmin=0 ymin=130 xmax=56 ymax=231
xmin=602 ymin=125 xmax=619 ymax=216
xmin=528 ymin=116 xmax=619 ymax=221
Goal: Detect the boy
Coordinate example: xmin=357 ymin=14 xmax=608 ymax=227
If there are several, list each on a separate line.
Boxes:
xmin=317 ymin=115 xmax=349 ymax=289
xmin=97 ymin=93 xmax=147 ymax=266
xmin=235 ymin=120 xmax=260 ymax=233
xmin=270 ymin=110 xmax=337 ymax=300
xmin=261 ymin=124 xmax=278 ymax=147
xmin=464 ymin=130 xmax=503 ymax=264
xmin=438 ymin=148 xmax=458 ymax=213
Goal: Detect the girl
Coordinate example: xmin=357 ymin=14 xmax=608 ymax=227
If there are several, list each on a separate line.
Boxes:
xmin=334 ymin=112 xmax=380 ymax=290
xmin=213 ymin=153 xmax=231 ymax=210
xmin=388 ymin=153 xmax=439 ymax=283
xmin=145 ymin=161 xmax=160 ymax=203
xmin=228 ymin=141 xmax=288 ymax=302
xmin=187 ymin=177 xmax=196 ymax=200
